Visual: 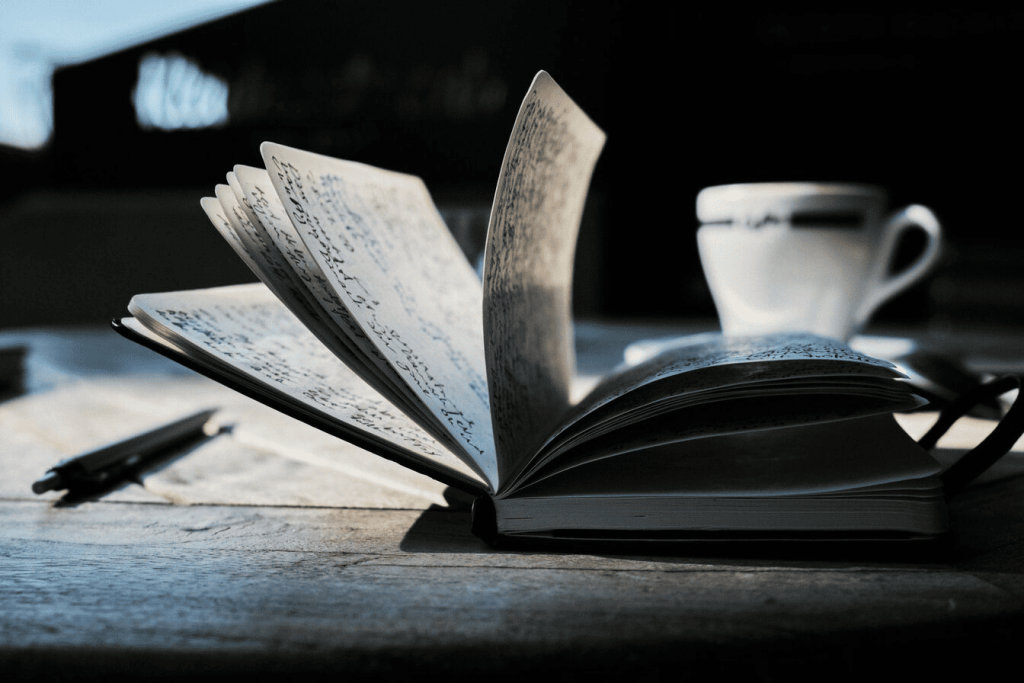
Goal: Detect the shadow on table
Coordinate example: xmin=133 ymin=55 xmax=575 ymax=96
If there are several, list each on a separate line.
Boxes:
xmin=52 ymin=428 xmax=230 ymax=507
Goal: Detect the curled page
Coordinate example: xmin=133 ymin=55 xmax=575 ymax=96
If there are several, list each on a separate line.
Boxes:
xmin=483 ymin=71 xmax=606 ymax=487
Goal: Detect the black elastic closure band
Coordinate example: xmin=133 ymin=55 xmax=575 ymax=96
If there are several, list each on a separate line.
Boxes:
xmin=915 ymin=375 xmax=1024 ymax=498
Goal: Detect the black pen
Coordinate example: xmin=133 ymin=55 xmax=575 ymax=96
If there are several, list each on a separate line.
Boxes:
xmin=31 ymin=408 xmax=219 ymax=494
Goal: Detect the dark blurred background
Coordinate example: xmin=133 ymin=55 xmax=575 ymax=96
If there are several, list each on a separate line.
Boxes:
xmin=2 ymin=3 xmax=1021 ymax=333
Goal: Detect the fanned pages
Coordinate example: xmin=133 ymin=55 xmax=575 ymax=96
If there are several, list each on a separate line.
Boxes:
xmin=117 ymin=70 xmax=955 ymax=543
xmin=260 ymin=143 xmax=496 ymax=488
xmin=226 ymin=165 xmax=433 ymax=429
xmin=126 ymin=285 xmax=486 ymax=491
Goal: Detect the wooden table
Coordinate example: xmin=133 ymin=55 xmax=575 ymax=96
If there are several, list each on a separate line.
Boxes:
xmin=3 ymin=323 xmax=1024 ymax=681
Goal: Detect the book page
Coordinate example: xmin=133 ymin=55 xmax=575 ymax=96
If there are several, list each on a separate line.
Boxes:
xmin=548 ymin=377 xmax=919 ymax=457
xmin=126 ymin=284 xmax=487 ymax=492
xmin=482 ymin=71 xmax=606 ymax=487
xmin=505 ymin=415 xmax=941 ymax=499
xmin=207 ymin=186 xmax=406 ymax=412
xmin=224 ymin=167 xmax=432 ymax=428
xmin=561 ymin=332 xmax=909 ymax=437
xmin=201 ymin=195 xmax=263 ymax=279
xmin=510 ymin=333 xmax=925 ymax=490
xmin=260 ymin=142 xmax=498 ymax=489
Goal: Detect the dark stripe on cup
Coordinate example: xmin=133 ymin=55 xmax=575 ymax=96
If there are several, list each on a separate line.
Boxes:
xmin=790 ymin=211 xmax=864 ymax=228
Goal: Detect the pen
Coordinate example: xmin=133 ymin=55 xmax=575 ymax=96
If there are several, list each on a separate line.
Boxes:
xmin=31 ymin=408 xmax=219 ymax=494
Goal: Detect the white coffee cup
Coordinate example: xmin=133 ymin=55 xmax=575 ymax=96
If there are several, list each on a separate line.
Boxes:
xmin=696 ymin=182 xmax=942 ymax=341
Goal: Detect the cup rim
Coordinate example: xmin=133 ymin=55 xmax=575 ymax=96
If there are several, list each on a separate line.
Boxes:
xmin=700 ymin=181 xmax=885 ymax=199
xmin=697 ymin=182 xmax=887 ymax=222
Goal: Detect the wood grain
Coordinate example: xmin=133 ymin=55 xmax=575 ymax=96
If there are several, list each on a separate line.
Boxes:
xmin=4 ymin=495 xmax=1024 ymax=680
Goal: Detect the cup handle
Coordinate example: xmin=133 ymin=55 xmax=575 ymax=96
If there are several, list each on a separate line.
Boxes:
xmin=854 ymin=204 xmax=942 ymax=328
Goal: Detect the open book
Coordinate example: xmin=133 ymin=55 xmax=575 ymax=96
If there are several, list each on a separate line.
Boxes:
xmin=115 ymin=71 xmax=950 ymax=542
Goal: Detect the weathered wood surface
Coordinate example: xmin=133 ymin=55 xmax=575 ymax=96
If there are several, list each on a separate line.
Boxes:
xmin=4 ymin=325 xmax=1024 ymax=680
xmin=4 ymin=490 xmax=1024 ymax=680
